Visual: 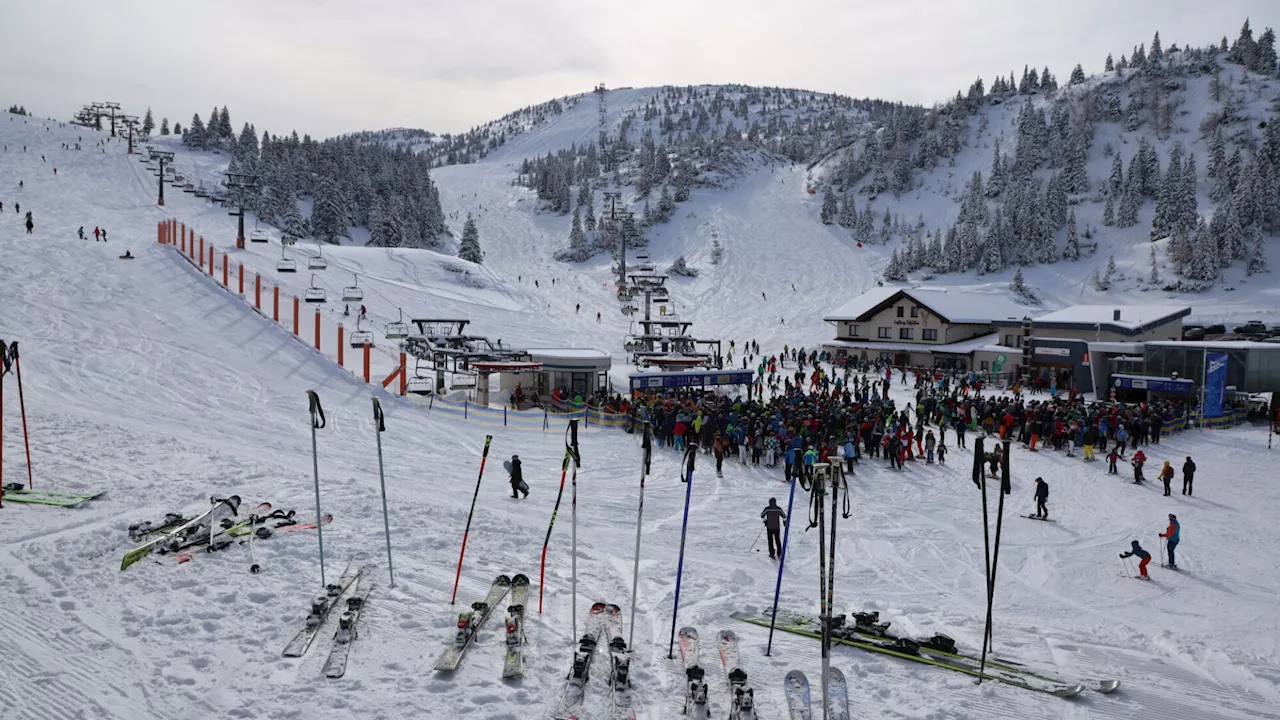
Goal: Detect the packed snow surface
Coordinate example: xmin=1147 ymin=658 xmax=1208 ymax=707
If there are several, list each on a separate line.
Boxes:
xmin=3 ymin=113 xmax=1280 ymax=720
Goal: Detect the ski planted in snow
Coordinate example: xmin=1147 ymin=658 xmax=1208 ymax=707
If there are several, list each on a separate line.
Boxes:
xmin=548 ymin=602 xmax=606 ymax=720
xmin=322 ymin=575 xmax=375 ymax=678
xmin=718 ymin=630 xmax=756 ymax=720
xmin=602 ymin=603 xmax=635 ymax=720
xmin=434 ymin=574 xmax=512 ymax=672
xmin=678 ymin=627 xmax=709 ymax=719
xmin=283 ymin=562 xmax=362 ymax=657
xmin=783 ymin=670 xmax=812 ymax=720
xmin=825 ymin=667 xmax=850 ymax=720
xmin=502 ymin=574 xmax=530 ymax=679
xmin=121 ymin=495 xmax=240 ymax=570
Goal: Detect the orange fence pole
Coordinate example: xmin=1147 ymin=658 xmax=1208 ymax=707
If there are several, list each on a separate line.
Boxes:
xmin=180 ymin=229 xmax=186 ymax=255
xmin=199 ymin=237 xmax=206 ymax=270
xmin=314 ymin=311 xmax=321 ymax=350
xmin=293 ymin=297 xmax=299 ymax=335
xmin=255 ymin=274 xmax=261 ymax=309
xmin=338 ymin=325 xmax=344 ymax=366
xmin=222 ymin=253 xmax=229 ymax=286
xmin=273 ymin=286 xmax=280 ymax=321
xmin=208 ymin=245 xmax=215 ymax=277
xmin=238 ymin=264 xmax=244 ymax=294
xmin=382 ymin=365 xmax=404 ymax=391
xmin=400 ymin=352 xmax=407 ymax=395
xmin=363 ymin=345 xmax=371 ymax=383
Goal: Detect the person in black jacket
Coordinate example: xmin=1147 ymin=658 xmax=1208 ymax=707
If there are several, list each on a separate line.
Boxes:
xmin=1182 ymin=456 xmax=1196 ymax=496
xmin=508 ymin=455 xmax=527 ymax=499
xmin=1033 ymin=477 xmax=1049 ymax=518
xmin=760 ymin=498 xmax=787 ymax=560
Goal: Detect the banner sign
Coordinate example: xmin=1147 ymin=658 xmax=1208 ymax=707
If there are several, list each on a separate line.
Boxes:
xmin=1203 ymin=351 xmax=1228 ymax=418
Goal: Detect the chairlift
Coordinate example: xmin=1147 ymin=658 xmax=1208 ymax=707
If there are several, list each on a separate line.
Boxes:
xmin=406 ymin=358 xmax=434 ymax=395
xmin=342 ymin=274 xmax=364 ymax=302
xmin=304 ymin=274 xmax=327 ymax=303
xmin=384 ymin=308 xmax=409 ymax=340
xmin=277 ymin=245 xmax=297 ymax=273
xmin=349 ymin=315 xmax=374 ymax=348
xmin=621 ymin=304 xmax=638 ymax=315
xmin=249 ymin=228 xmax=269 ymax=243
xmin=308 ymin=245 xmax=328 ymax=271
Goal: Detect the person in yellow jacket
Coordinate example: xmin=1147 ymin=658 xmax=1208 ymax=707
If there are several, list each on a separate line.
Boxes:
xmin=1159 ymin=460 xmax=1175 ymax=497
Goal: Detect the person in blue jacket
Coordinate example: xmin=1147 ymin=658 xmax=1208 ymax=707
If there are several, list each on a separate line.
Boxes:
xmin=1120 ymin=540 xmax=1152 ymax=578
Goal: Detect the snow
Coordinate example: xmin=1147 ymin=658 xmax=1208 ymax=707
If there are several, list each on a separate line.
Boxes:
xmin=824 ymin=287 xmax=1033 ymax=325
xmin=5 ymin=105 xmax=1280 ymax=720
xmin=1032 ymin=305 xmax=1191 ymax=331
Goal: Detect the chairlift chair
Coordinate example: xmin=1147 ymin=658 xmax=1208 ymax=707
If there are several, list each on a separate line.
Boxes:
xmin=342 ymin=274 xmax=364 ymax=302
xmin=349 ymin=316 xmax=374 ymax=348
xmin=384 ymin=308 xmax=409 ymax=340
xmin=308 ymin=245 xmax=328 ymax=271
xmin=406 ymin=358 xmax=434 ymax=395
xmin=277 ymin=245 xmax=297 ymax=273
xmin=304 ymin=274 xmax=327 ymax=303
xmin=249 ymin=228 xmax=269 ymax=243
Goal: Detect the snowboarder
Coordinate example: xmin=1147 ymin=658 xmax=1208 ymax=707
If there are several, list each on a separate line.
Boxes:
xmin=119 ymin=250 xmax=133 ymax=259
xmin=1033 ymin=477 xmax=1049 ymax=519
xmin=508 ymin=455 xmax=528 ymax=499
xmin=760 ymin=498 xmax=786 ymax=560
xmin=1159 ymin=514 xmax=1180 ymax=569
xmin=1182 ymin=456 xmax=1196 ymax=496
xmin=1159 ymin=461 xmax=1175 ymax=496
xmin=1120 ymin=540 xmax=1152 ymax=579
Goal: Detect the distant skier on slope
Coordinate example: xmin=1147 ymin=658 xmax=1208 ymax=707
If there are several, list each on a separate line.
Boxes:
xmin=760 ymin=498 xmax=786 ymax=560
xmin=1119 ymin=540 xmax=1152 ymax=579
xmin=1159 ymin=514 xmax=1180 ymax=569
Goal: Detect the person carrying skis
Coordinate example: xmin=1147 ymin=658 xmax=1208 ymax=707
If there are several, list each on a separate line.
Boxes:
xmin=760 ymin=498 xmax=787 ymax=560
xmin=1159 ymin=461 xmax=1175 ymax=496
xmin=508 ymin=454 xmax=528 ymax=499
xmin=1120 ymin=540 xmax=1152 ymax=579
xmin=1033 ymin=477 xmax=1049 ymax=519
xmin=1182 ymin=456 xmax=1196 ymax=496
xmin=1159 ymin=514 xmax=1180 ymax=569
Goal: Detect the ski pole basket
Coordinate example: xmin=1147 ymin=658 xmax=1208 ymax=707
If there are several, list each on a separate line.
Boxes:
xmin=384 ymin=308 xmax=409 ymax=340
xmin=349 ymin=316 xmax=374 ymax=348
xmin=342 ymin=274 xmax=364 ymax=302
xmin=277 ymin=245 xmax=297 ymax=273
xmin=308 ymin=245 xmax=328 ymax=271
xmin=304 ymin=274 xmax=327 ymax=303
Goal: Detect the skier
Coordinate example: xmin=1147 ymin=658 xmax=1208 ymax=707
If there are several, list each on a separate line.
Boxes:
xmin=1131 ymin=449 xmax=1147 ymax=484
xmin=575 ymin=303 xmax=580 ymax=314
xmin=1182 ymin=456 xmax=1196 ymax=496
xmin=936 ymin=441 xmax=947 ymax=465
xmin=760 ymin=498 xmax=786 ymax=560
xmin=343 ymin=304 xmax=350 ymax=317
xmin=359 ymin=305 xmax=367 ymax=320
xmin=1119 ymin=540 xmax=1153 ymax=579
xmin=508 ymin=455 xmax=528 ymax=499
xmin=1033 ymin=477 xmax=1049 ymax=519
xmin=77 ymin=226 xmax=84 ymax=239
xmin=1107 ymin=446 xmax=1121 ymax=475
xmin=1159 ymin=460 xmax=1174 ymax=497
xmin=1159 ymin=514 xmax=1180 ymax=569
xmin=94 ymin=226 xmax=100 ymax=241
xmin=25 ymin=213 xmax=33 ymax=234
xmin=596 ymin=311 xmax=601 ymax=323
xmin=101 ymin=228 xmax=107 ymax=242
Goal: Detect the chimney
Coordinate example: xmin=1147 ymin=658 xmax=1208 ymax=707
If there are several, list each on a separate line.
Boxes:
xmin=1113 ymin=309 xmax=1121 ymax=322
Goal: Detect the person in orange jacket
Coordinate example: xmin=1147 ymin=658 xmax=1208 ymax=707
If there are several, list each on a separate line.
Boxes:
xmin=1159 ymin=514 xmax=1180 ymax=569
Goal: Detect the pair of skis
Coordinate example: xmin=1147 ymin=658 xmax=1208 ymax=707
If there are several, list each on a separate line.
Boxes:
xmin=549 ymin=602 xmax=635 ymax=720
xmin=1 ymin=483 xmax=105 ymax=507
xmin=120 ymin=496 xmax=241 ymax=570
xmin=679 ymin=628 xmax=754 ymax=719
xmin=784 ymin=669 xmax=849 ymax=720
xmin=436 ymin=574 xmax=532 ymax=678
xmin=281 ymin=562 xmax=375 ymax=678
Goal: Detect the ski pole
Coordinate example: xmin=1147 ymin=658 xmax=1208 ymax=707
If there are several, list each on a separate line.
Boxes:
xmin=1 ymin=339 xmax=8 ymax=507
xmin=11 ymin=343 xmax=32 ymax=489
xmin=305 ymin=390 xmax=328 ymax=587
xmin=628 ymin=422 xmax=652 ymax=651
xmin=765 ymin=472 xmax=799 ymax=656
xmin=538 ymin=450 xmax=570 ymax=614
xmin=748 ymin=525 xmax=765 ymax=553
xmin=668 ymin=444 xmax=696 ymax=659
xmin=1158 ymin=536 xmax=1164 ymax=567
xmin=452 ymin=434 xmax=493 ymax=604
xmin=568 ymin=419 xmax=580 ymax=642
xmin=373 ymin=397 xmax=394 ymax=588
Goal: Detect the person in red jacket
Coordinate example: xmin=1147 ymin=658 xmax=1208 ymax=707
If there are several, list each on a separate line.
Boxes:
xmin=1131 ymin=449 xmax=1147 ymax=484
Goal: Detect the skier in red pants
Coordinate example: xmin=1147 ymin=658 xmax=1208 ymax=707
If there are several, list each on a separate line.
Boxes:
xmin=1120 ymin=540 xmax=1152 ymax=579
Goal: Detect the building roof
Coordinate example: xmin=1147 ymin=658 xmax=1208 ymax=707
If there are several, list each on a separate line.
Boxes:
xmin=1027 ymin=305 xmax=1191 ymax=335
xmin=825 ymin=332 xmax=1005 ymax=356
xmin=1145 ymin=340 xmax=1280 ymax=350
xmin=823 ymin=287 xmax=1032 ymax=325
xmin=525 ymin=348 xmax=612 ymax=360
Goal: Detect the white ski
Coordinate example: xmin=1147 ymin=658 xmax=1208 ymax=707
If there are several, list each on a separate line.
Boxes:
xmin=322 ymin=575 xmax=375 ymax=678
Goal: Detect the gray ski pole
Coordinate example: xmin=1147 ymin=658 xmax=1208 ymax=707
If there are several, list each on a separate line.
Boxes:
xmin=627 ymin=422 xmax=652 ymax=651
xmin=306 ymin=390 xmax=328 ymax=587
xmin=748 ymin=525 xmax=766 ymax=553
xmin=373 ymin=397 xmax=394 ymax=587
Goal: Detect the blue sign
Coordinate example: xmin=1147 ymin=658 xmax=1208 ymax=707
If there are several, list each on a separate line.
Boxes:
xmin=1112 ymin=375 xmax=1192 ymax=394
xmin=630 ymin=371 xmax=754 ymax=390
xmin=1203 ymin=351 xmax=1228 ymax=418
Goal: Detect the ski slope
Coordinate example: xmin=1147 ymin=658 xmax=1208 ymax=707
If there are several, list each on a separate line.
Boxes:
xmin=4 ymin=113 xmax=1280 ymax=720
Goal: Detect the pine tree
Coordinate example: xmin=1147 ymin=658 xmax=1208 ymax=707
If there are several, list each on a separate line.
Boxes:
xmin=820 ymin=185 xmax=837 ymax=224
xmin=186 ymin=113 xmax=205 ymax=149
xmin=584 ymin=201 xmax=596 ymax=232
xmin=884 ymin=248 xmax=906 ymax=281
xmin=1149 ymin=244 xmax=1161 ymax=284
xmin=1167 ymin=230 xmax=1192 ymax=275
xmin=576 ymin=180 xmax=590 ymax=207
xmin=173 ymin=122 xmax=181 ymax=135
xmin=141 ymin=108 xmax=154 ymax=136
xmin=310 ymin=177 xmax=347 ymax=244
xmin=1117 ymin=188 xmax=1141 ymax=227
xmin=1109 ymin=153 xmax=1124 ymax=193
xmin=1151 ymin=31 xmax=1163 ymax=62
xmin=1069 ymin=64 xmax=1086 ymax=85
xmin=1103 ymin=195 xmax=1116 ymax=226
xmin=1090 ymin=267 xmax=1104 ymax=291
xmin=881 ymin=207 xmax=893 ymax=242
xmin=1208 ymin=127 xmax=1225 ymax=179
xmin=1010 ymin=267 xmax=1029 ymax=294
xmin=1063 ymin=209 xmax=1081 ymax=260
xmin=1188 ymin=218 xmax=1219 ymax=280
xmin=985 ymin=139 xmax=1006 ymax=198
xmin=458 ymin=214 xmax=483 ymax=263
xmin=1104 ymin=254 xmax=1117 ymax=286
xmin=159 ymin=117 xmax=169 ymax=135
xmin=837 ymin=197 xmax=857 ymax=228
xmin=1247 ymin=224 xmax=1269 ymax=274
xmin=1105 ymin=53 xmax=1115 ymax=72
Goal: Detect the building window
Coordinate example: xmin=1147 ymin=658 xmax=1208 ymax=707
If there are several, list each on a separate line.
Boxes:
xmin=1004 ymin=334 xmax=1014 ymax=347
xmin=922 ymin=329 xmax=938 ymax=341
xmin=980 ymin=360 xmax=990 ymax=371
xmin=878 ymin=327 xmax=891 ymax=339
xmin=896 ymin=306 xmax=904 ymax=318
xmin=899 ymin=328 xmax=914 ymax=340
xmin=849 ymin=324 xmax=860 ymax=337
xmin=910 ymin=306 xmax=919 ymax=318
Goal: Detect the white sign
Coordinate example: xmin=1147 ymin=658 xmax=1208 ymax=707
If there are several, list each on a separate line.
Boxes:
xmin=1036 ymin=347 xmax=1071 ymax=357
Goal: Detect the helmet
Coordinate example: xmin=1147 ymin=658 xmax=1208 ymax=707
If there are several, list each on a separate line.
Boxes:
xmin=1169 ymin=513 xmax=1177 ymax=521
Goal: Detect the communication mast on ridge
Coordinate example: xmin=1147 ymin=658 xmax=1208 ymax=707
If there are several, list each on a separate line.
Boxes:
xmin=225 ymin=172 xmax=260 ymax=248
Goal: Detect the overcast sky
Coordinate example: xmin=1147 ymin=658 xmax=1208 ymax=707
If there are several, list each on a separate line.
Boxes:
xmin=0 ymin=1 xmax=1273 ymax=139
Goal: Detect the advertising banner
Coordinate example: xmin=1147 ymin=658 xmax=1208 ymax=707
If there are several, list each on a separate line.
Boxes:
xmin=1203 ymin=351 xmax=1228 ymax=418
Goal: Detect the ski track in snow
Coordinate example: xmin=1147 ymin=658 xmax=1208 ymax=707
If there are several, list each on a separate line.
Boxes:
xmin=2 ymin=112 xmax=1280 ymax=720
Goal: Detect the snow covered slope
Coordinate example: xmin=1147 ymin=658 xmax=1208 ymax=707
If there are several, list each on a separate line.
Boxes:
xmin=4 ymin=98 xmax=1280 ymax=720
